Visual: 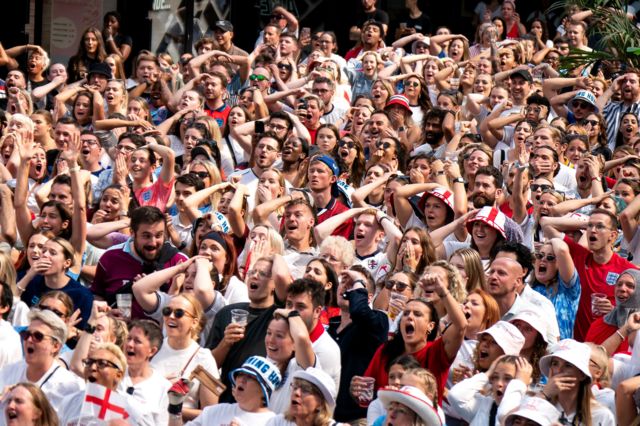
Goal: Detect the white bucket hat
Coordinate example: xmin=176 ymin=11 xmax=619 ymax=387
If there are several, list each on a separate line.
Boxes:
xmin=466 ymin=206 xmax=507 ymax=239
xmin=292 ymin=367 xmax=337 ymax=409
xmin=504 ymin=396 xmax=561 ymax=426
xmin=478 ymin=321 xmax=525 ymax=356
xmin=539 ymin=339 xmax=592 ymax=380
xmin=510 ymin=310 xmax=550 ymax=344
xmin=378 ymin=385 xmax=442 ymax=425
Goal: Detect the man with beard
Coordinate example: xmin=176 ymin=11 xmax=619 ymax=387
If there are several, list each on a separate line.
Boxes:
xmin=0 ymin=69 xmax=26 ymax=110
xmin=470 ymin=166 xmax=504 ymax=209
xmin=212 ymin=20 xmax=248 ymax=66
xmin=541 ymin=209 xmax=637 ymax=341
xmin=504 ymin=69 xmax=533 ymax=113
xmin=415 ymin=108 xmax=450 ymax=158
xmin=312 ymin=77 xmax=349 ymax=125
xmin=92 ymin=206 xmax=188 ymax=320
xmin=345 ymin=20 xmax=386 ymax=61
xmin=598 ymin=72 xmax=640 ymax=149
xmin=200 ymin=71 xmax=231 ymax=130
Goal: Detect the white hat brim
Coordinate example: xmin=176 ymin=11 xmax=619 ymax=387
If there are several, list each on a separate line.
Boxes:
xmin=378 ymin=389 xmax=442 ymax=425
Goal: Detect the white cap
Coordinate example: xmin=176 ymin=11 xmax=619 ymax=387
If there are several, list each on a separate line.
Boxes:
xmin=505 ymin=396 xmax=561 ymax=426
xmin=510 ymin=310 xmax=550 ymax=343
xmin=539 ymin=339 xmax=592 ymax=380
xmin=378 ymin=386 xmax=442 ymax=425
xmin=479 ymin=321 xmax=525 ymax=356
xmin=292 ymin=367 xmax=337 ymax=409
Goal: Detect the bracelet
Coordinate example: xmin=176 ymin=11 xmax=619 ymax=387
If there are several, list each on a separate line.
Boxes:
xmin=452 ymin=177 xmax=465 ymax=184
xmin=616 ymin=330 xmax=626 ymax=340
xmin=591 ymin=177 xmax=602 ymax=182
xmin=69 ymin=166 xmax=81 ymax=173
xmin=168 ymin=403 xmax=183 ymax=415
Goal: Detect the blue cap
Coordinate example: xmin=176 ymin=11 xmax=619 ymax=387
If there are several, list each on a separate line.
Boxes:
xmin=312 ymin=155 xmax=340 ymax=176
xmin=229 ymin=356 xmax=282 ymax=403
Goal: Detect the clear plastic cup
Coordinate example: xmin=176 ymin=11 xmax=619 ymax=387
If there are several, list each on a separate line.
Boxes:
xmin=116 ymin=294 xmax=132 ymax=320
xmin=358 ymin=377 xmax=376 ymax=407
xmin=388 ymin=293 xmax=408 ymax=321
xmin=231 ymin=309 xmax=249 ymax=326
xmin=591 ymin=293 xmax=607 ymax=316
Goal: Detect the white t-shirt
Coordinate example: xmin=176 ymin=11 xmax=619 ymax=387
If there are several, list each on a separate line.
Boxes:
xmin=312 ymin=330 xmax=341 ymax=393
xmin=355 ymin=251 xmax=392 ymax=283
xmin=0 ymin=320 xmax=21 ymax=368
xmin=118 ymin=368 xmax=172 ymax=426
xmin=186 ymin=403 xmax=275 ymax=426
xmin=0 ymin=360 xmax=84 ymax=418
xmin=151 ymin=339 xmax=219 ymax=409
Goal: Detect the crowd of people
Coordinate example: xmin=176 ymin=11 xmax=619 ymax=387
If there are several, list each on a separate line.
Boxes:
xmin=0 ymin=0 xmax=639 ymax=425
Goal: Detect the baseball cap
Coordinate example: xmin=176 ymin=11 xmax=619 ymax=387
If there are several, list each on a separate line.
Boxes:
xmin=88 ymin=62 xmax=113 ymax=79
xmin=385 ymin=95 xmax=412 ymax=113
xmin=510 ymin=69 xmax=533 ymax=83
xmin=214 ymin=20 xmax=234 ymax=32
xmin=478 ymin=321 xmax=525 ymax=356
xmin=230 ymin=356 xmax=282 ymax=403
xmin=292 ymin=368 xmax=337 ymax=408
xmin=312 ymin=154 xmax=340 ymax=177
xmin=570 ymin=90 xmax=598 ymax=112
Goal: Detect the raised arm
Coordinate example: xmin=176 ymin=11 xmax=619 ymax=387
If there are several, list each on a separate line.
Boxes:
xmin=313 ymin=207 xmax=367 ymax=242
xmin=132 ymin=257 xmax=195 ymax=312
xmin=182 ymin=182 xmax=232 ymax=223
xmin=13 ymin=134 xmax=37 ymax=245
xmin=393 ymin=182 xmax=441 ymax=227
xmin=193 ymin=257 xmax=216 ymax=310
xmin=540 ymin=215 xmax=587 ymax=240
xmin=350 ymin=174 xmax=389 ymax=207
xmin=0 ymin=184 xmax=16 ymax=245
xmin=147 ymin=139 xmax=175 ymax=184
xmin=252 ymin=193 xmax=296 ymax=226
xmin=275 ymin=308 xmax=315 ymax=368
xmin=32 ymin=75 xmax=66 ymax=101
xmin=619 ymin=188 xmax=640 ymax=243
xmin=549 ymin=238 xmax=575 ymax=284
xmin=227 ymin=184 xmax=248 ymax=238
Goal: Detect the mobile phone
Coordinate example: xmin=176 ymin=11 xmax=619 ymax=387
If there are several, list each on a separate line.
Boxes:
xmin=301 ymin=27 xmax=311 ymax=39
xmin=255 ymin=121 xmax=265 ymax=134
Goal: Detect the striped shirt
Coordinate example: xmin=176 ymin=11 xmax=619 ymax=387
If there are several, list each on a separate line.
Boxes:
xmin=602 ymin=99 xmax=640 ymax=150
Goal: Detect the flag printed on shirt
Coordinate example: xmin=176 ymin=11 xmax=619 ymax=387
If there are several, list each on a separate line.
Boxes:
xmin=77 ymin=383 xmax=130 ymax=424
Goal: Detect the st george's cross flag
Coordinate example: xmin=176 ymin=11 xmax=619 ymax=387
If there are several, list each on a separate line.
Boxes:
xmin=79 ymin=382 xmax=130 ymax=422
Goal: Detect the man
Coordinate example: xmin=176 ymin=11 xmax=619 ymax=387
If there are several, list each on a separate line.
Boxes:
xmin=79 ymin=131 xmax=105 ymax=177
xmin=312 ymin=77 xmax=349 ymax=125
xmin=494 ymin=242 xmax=560 ymax=343
xmin=86 ymin=62 xmax=112 ymax=94
xmin=506 ymin=69 xmax=533 ymax=111
xmin=0 ymin=280 xmax=21 ymax=368
xmin=566 ymin=20 xmax=591 ymax=51
xmin=599 ymin=72 xmax=640 ymax=149
xmin=255 ymin=6 xmax=299 ymax=48
xmin=127 ymin=53 xmax=160 ymax=102
xmin=167 ymin=173 xmax=204 ymax=251
xmin=283 ymin=198 xmax=318 ymax=278
xmin=416 ymin=108 xmax=449 ymax=157
xmin=54 ymin=116 xmax=81 ymax=151
xmin=212 ymin=20 xmax=248 ymax=59
xmin=356 ymin=0 xmax=390 ymax=34
xmin=530 ymin=129 xmax=577 ymax=192
xmin=278 ymin=33 xmax=300 ymax=62
xmin=92 ymin=206 xmax=188 ymax=320
xmin=285 ymin=279 xmax=341 ymax=389
xmin=315 ymin=207 xmax=402 ymax=281
xmin=201 ymin=71 xmax=231 ymax=130
xmin=574 ymin=154 xmax=605 ymax=202
xmin=328 ymin=266 xmax=388 ymax=422
xmin=486 ymin=257 xmax=535 ymax=319
xmin=345 ymin=20 xmax=385 ymax=61
xmin=470 ymin=166 xmax=504 ymax=209
xmin=206 ymin=254 xmax=289 ymax=403
xmin=541 ymin=208 xmax=637 ymax=341
xmin=230 ymin=131 xmax=282 ymax=211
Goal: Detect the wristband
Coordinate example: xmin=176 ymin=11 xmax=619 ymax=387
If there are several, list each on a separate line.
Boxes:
xmin=452 ymin=177 xmax=465 ymax=184
xmin=69 ymin=166 xmax=81 ymax=173
xmin=287 ymin=310 xmax=301 ymax=320
xmin=616 ymin=330 xmax=626 ymax=340
xmin=591 ymin=177 xmax=602 ymax=182
xmin=168 ymin=402 xmax=183 ymax=415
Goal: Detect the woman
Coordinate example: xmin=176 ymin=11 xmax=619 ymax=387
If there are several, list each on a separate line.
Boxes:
xmin=348 ymin=51 xmax=380 ymax=100
xmin=616 ymin=112 xmax=639 ymax=148
xmin=370 ymin=136 xmax=405 ymax=172
xmin=448 ymin=38 xmax=470 ymax=63
xmin=583 ymin=113 xmax=611 ymax=161
xmin=531 ymin=238 xmax=580 ymax=340
xmin=370 ymin=79 xmax=394 ymax=113
xmin=188 ymin=355 xmax=281 ymax=424
xmin=0 ymin=251 xmax=29 ymax=327
xmin=373 ymin=271 xmax=418 ymax=330
xmin=585 ymin=269 xmax=640 ymax=355
xmin=416 ymin=262 xmax=467 ymax=322
xmin=3 ymin=382 xmax=59 ymax=426
xmin=303 ymin=258 xmax=340 ymax=326
xmin=510 ymin=310 xmax=549 ymax=386
xmin=268 ymin=367 xmax=337 ymax=425
xmin=502 ymin=0 xmax=526 ymax=39
xmin=470 ymin=321 xmax=525 ymax=375
xmin=316 ymin=124 xmax=339 ymax=155
xmin=264 ymin=311 xmax=316 ymax=414
xmin=0 ymin=310 xmax=83 ymax=412
xmin=355 ymin=276 xmax=467 ymax=405
xmin=394 ymin=227 xmax=436 ymax=278
xmin=377 ymin=385 xmax=441 ymax=426
xmin=538 ymin=339 xmax=615 ymax=424
xmin=449 ymin=248 xmax=486 ymax=292
xmin=459 ymin=143 xmax=492 ymax=192
xmin=472 ymin=73 xmax=493 ymax=97
xmin=104 ymin=79 xmax=128 ymax=116
xmin=91 ymin=184 xmax=129 ymax=224
xmin=394 ymin=184 xmax=457 ymax=232
xmin=102 ymin=11 xmax=132 ymax=61
xmin=402 ymin=75 xmax=431 ymax=126
xmin=67 ymin=27 xmax=107 ymax=82
xmin=220 ymin=105 xmax=253 ymax=177
xmin=197 ymin=231 xmax=248 ymax=304
xmin=564 ymin=134 xmax=590 ymax=168
xmin=336 ymin=134 xmax=365 ymax=188
xmin=18 ymin=237 xmax=93 ymax=328
xmin=470 ymin=23 xmax=497 ymax=58
xmin=254 ymin=168 xmax=287 ymax=227
xmin=150 ymin=294 xmax=219 ymax=420
xmin=105 ymin=53 xmax=126 ymax=80
xmin=384 ymin=95 xmax=421 ymax=151
xmin=31 ymin=110 xmax=56 ymax=152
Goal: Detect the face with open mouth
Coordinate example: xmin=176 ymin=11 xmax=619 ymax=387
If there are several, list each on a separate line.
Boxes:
xmin=489 ymin=361 xmax=516 ymax=404
xmin=284 ymin=204 xmax=314 ymax=243
xmin=476 ymin=333 xmax=503 ymax=370
xmin=265 ymin=317 xmax=294 ymax=364
xmin=132 ymin=221 xmax=165 ymax=262
xmin=232 ymin=372 xmax=264 ymax=408
xmin=585 ymin=213 xmax=615 ymax=252
xmin=288 ymin=378 xmax=323 ymax=418
xmin=399 ymin=300 xmax=434 ymax=349
xmin=621 ymin=74 xmax=640 ymax=101
xmin=198 ymin=238 xmax=227 ymax=274
xmin=124 ymin=325 xmax=156 ymax=367
xmin=472 ymin=221 xmax=498 ymax=251
xmin=38 ymin=206 xmax=67 ymax=236
xmin=105 ymin=81 xmax=125 ymax=106
xmin=462 ymin=293 xmax=486 ymax=332
xmin=26 ymin=234 xmax=50 ymax=266
xmin=615 ymin=273 xmax=637 ymax=304
xmin=246 ymin=259 xmax=274 ymax=305
xmin=423 ymin=196 xmax=447 ymax=230
xmin=22 ymin=320 xmax=61 ymax=366
xmin=4 ymin=385 xmax=41 ymax=425
xmin=84 ymin=348 xmax=123 ymax=389
xmin=534 ymin=245 xmax=558 ymax=283
xmin=353 ymin=212 xmax=380 ymax=250
xmin=163 ymin=296 xmax=198 ymax=341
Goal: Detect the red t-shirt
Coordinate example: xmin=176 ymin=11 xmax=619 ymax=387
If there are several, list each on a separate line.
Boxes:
xmin=363 ymin=337 xmax=452 ymax=406
xmin=499 ymin=199 xmax=533 ymax=218
xmin=564 ymin=235 xmax=637 ymax=341
xmin=585 ymin=317 xmax=630 ymax=354
xmin=317 ymin=197 xmax=354 ymax=239
xmin=204 ymin=103 xmax=231 ymax=130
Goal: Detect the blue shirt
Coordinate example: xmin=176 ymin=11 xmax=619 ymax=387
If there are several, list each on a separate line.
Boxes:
xmin=532 ymin=270 xmax=581 ymax=339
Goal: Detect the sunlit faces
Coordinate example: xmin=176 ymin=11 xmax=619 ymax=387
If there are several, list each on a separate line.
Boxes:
xmin=254 ymin=137 xmax=280 ymax=170
xmin=4 ymin=385 xmax=42 ymax=425
xmin=422 ymin=195 xmax=448 ymax=230
xmin=534 ymin=243 xmax=558 ymax=283
xmin=284 ymin=203 xmax=314 ymax=243
xmin=257 ymin=169 xmax=284 ymax=201
xmin=307 ymin=160 xmax=336 ymax=191
xmin=615 ymin=272 xmax=637 ymax=304
xmin=303 ymin=260 xmax=329 ymax=288
xmin=286 ymin=291 xmax=321 ymax=330
xmin=22 ymin=319 xmax=61 ymax=364
xmin=585 ymin=212 xmax=617 ymax=252
xmin=548 ymin=357 xmax=586 ymax=381
xmin=476 ymin=333 xmax=503 ymax=370
xmin=128 ymin=149 xmax=153 ymax=182
xmin=83 ymin=31 xmax=99 ymax=55
xmin=489 ymin=360 xmax=516 ymax=404
xmin=127 ymin=99 xmax=148 ymax=121
xmin=400 ymin=300 xmax=435 ymax=348
xmin=26 ymin=234 xmax=49 ymax=266
xmin=613 ymin=182 xmax=635 ymax=205
xmin=38 ymin=205 xmax=69 ymax=235
xmin=462 ymin=292 xmax=486 ymax=332
xmin=265 ymin=318 xmax=294 ymax=364
xmin=565 ymin=137 xmax=589 ymax=166
xmin=353 ymin=212 xmax=383 ymax=250
xmin=315 ymin=127 xmax=338 ymax=153
xmin=54 ymin=123 xmax=79 ymax=151
xmin=246 ymin=259 xmax=274 ymax=305
xmin=133 ymin=221 xmax=165 ymax=262
xmin=473 ymin=74 xmax=492 ymax=95
xmin=80 ymin=133 xmax=101 ymax=166
xmin=198 ymin=238 xmax=227 ymax=273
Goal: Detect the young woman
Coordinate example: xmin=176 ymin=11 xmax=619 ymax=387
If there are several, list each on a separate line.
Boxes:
xmin=509 ymin=311 xmax=549 ymax=386
xmin=393 ymin=227 xmax=436 ymax=277
xmin=30 ymin=110 xmax=56 ymax=152
xmin=315 ymin=124 xmax=340 ymax=155
xmin=67 ymin=27 xmax=107 ymax=82
xmin=105 ymin=53 xmax=126 ymax=80
xmin=104 ymin=79 xmax=128 ymax=116
xmin=449 ymin=248 xmax=486 ymax=292
xmin=197 ymin=231 xmax=247 ymax=304
xmin=373 ymin=271 xmax=418 ymax=330
xmin=370 ymin=79 xmax=394 ymax=112
xmin=584 ymin=113 xmax=611 ymax=161
xmin=151 ymin=294 xmax=219 ymax=420
xmin=336 ymin=134 xmax=365 ymax=188
xmin=220 ymin=105 xmax=253 ymax=177
xmin=90 ymin=184 xmax=129 ymax=224
xmin=302 ymin=258 xmax=340 ymax=326
xmin=384 ymin=95 xmax=421 ymax=150
xmin=3 ymin=382 xmax=59 ymax=426
xmin=538 ymin=339 xmax=615 ymax=424
xmin=401 ymin=75 xmax=431 ymax=127
xmin=531 ymin=238 xmax=580 ymax=340
xmin=616 ymin=112 xmax=639 ymax=148
xmin=348 ymin=51 xmax=380 ymax=100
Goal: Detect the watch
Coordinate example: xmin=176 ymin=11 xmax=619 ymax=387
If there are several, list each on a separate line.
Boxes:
xmin=452 ymin=177 xmax=465 ymax=184
xmin=83 ymin=324 xmax=96 ymax=334
xmin=287 ymin=310 xmax=301 ymax=319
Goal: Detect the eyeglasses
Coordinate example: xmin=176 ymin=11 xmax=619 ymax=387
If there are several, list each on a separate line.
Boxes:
xmin=39 ymin=305 xmax=67 ymax=318
xmin=82 ymin=358 xmax=121 ymax=371
xmin=385 ymin=280 xmax=410 ymax=292
xmin=192 ymin=171 xmax=210 ymax=179
xmin=319 ymin=39 xmax=333 ymax=45
xmin=534 ymin=252 xmax=556 ymax=262
xmin=277 ymin=63 xmax=292 ymax=70
xmin=586 ymin=223 xmax=612 ymax=231
xmin=257 ymin=143 xmax=278 ymax=152
xmin=582 ymin=119 xmax=599 ymax=126
xmin=161 ymin=307 xmax=195 ymax=319
xmin=530 ymin=183 xmax=552 ymax=192
xmin=271 ymin=14 xmax=285 ymax=20
xmin=180 ymin=117 xmax=194 ymax=126
xmin=312 ymin=88 xmax=330 ymax=95
xmin=20 ymin=330 xmax=57 ymax=343
xmin=377 ymin=141 xmax=392 ymax=149
xmin=267 ymin=122 xmax=288 ymax=131
xmin=250 ymin=74 xmax=268 ymax=82
xmin=338 ymin=140 xmax=356 ymax=149
xmin=246 ymin=268 xmax=270 ymax=279
xmin=404 ymin=81 xmax=420 ymax=88
xmin=290 ymin=380 xmax=317 ymax=395
xmin=116 ymin=144 xmax=136 ymax=153
xmin=81 ymin=139 xmax=100 ymax=146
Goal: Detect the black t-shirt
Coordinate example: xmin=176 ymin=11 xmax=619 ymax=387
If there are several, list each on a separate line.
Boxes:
xmin=206 ymin=299 xmax=284 ymax=403
xmin=406 ymin=12 xmax=432 ymax=35
xmin=357 ymin=9 xmax=390 ymax=26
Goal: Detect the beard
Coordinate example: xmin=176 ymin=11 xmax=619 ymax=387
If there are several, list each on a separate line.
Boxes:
xmin=471 ymin=193 xmax=495 ymax=208
xmin=134 ymin=240 xmax=161 ymax=263
xmin=424 ymin=130 xmax=444 ymax=147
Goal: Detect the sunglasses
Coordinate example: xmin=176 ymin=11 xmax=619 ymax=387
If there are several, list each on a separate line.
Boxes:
xmin=161 ymin=307 xmax=195 ymax=319
xmin=404 ymin=81 xmax=420 ymax=88
xmin=20 ymin=330 xmax=57 ymax=343
xmin=385 ymin=280 xmax=410 ymax=292
xmin=192 ymin=171 xmax=210 ymax=179
xmin=338 ymin=140 xmax=356 ymax=149
xmin=39 ymin=305 xmax=67 ymax=318
xmin=377 ymin=141 xmax=392 ymax=149
xmin=277 ymin=63 xmax=292 ymax=71
xmin=271 ymin=14 xmax=285 ymax=20
xmin=530 ymin=183 xmax=552 ymax=192
xmin=582 ymin=119 xmax=599 ymax=126
xmin=250 ymin=74 xmax=268 ymax=82
xmin=572 ymin=100 xmax=591 ymax=109
xmin=534 ymin=252 xmax=556 ymax=262
xmin=82 ymin=358 xmax=121 ymax=371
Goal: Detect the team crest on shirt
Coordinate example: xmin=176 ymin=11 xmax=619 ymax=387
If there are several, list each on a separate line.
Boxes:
xmin=368 ymin=259 xmax=378 ymax=269
xmin=606 ymin=272 xmax=620 ymax=286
